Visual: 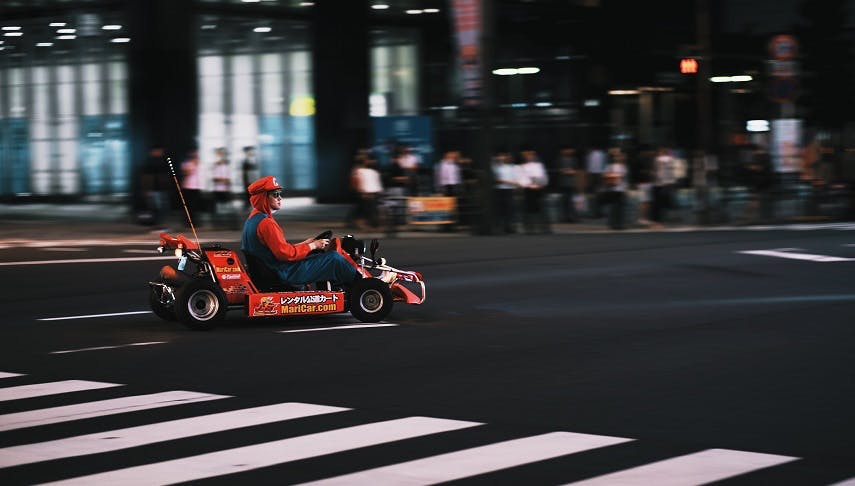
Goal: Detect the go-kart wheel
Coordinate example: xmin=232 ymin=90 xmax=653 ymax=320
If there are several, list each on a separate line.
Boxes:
xmin=175 ymin=279 xmax=227 ymax=331
xmin=348 ymin=278 xmax=393 ymax=323
xmin=148 ymin=278 xmax=177 ymax=322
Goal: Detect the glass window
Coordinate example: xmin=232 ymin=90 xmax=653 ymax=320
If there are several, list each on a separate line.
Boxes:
xmin=196 ymin=16 xmax=315 ymax=192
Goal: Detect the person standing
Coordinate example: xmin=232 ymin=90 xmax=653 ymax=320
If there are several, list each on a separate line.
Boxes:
xmin=519 ymin=147 xmax=550 ymax=234
xmin=240 ymin=146 xmax=260 ymax=208
xmin=598 ymin=150 xmax=629 ymax=230
xmin=211 ymin=147 xmax=233 ymax=226
xmin=353 ymin=151 xmax=384 ymax=228
xmin=492 ymin=149 xmax=520 ymax=234
xmin=585 ymin=145 xmax=607 ymax=217
xmin=555 ymin=145 xmax=581 ymax=222
xmin=180 ymin=149 xmax=203 ymax=225
xmin=434 ymin=149 xmax=463 ymax=197
xmin=652 ymin=146 xmax=679 ymax=225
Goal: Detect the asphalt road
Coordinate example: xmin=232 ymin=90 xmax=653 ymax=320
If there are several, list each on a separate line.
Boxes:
xmin=1 ymin=228 xmax=854 ymax=485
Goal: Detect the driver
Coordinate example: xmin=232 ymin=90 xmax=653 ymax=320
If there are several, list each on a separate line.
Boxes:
xmin=241 ymin=175 xmax=361 ymax=285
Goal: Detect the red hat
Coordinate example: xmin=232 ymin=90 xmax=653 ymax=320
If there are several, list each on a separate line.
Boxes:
xmin=247 ymin=175 xmax=282 ymax=195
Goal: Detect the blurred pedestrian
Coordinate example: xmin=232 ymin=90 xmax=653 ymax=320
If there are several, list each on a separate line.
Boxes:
xmin=741 ymin=144 xmax=774 ymax=224
xmin=555 ymin=145 xmax=581 ymax=222
xmin=458 ymin=155 xmax=480 ymax=226
xmin=180 ymin=148 xmax=203 ymax=225
xmin=492 ymin=149 xmax=520 ymax=234
xmin=585 ymin=145 xmax=607 ymax=217
xmin=351 ymin=150 xmax=384 ymax=228
xmin=136 ymin=146 xmax=169 ymax=225
xmin=633 ymin=145 xmax=656 ymax=226
xmin=434 ymin=149 xmax=462 ymax=197
xmin=395 ymin=145 xmax=421 ymax=195
xmin=519 ymin=146 xmax=550 ymax=234
xmin=211 ymin=147 xmax=233 ymax=226
xmin=597 ymin=150 xmax=629 ymax=230
xmin=651 ymin=146 xmax=679 ymax=225
xmin=241 ymin=145 xmax=260 ymax=208
xmin=435 ymin=149 xmax=463 ymax=231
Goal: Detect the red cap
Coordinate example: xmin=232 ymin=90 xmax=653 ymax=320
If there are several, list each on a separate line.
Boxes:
xmin=247 ymin=175 xmax=282 ymax=195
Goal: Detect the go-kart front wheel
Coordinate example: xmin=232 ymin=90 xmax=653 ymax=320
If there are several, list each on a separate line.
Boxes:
xmin=175 ymin=279 xmax=227 ymax=331
xmin=349 ymin=278 xmax=393 ymax=323
xmin=148 ymin=278 xmax=177 ymax=322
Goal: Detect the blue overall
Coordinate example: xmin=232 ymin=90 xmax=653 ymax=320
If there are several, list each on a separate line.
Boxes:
xmin=241 ymin=213 xmax=359 ymax=285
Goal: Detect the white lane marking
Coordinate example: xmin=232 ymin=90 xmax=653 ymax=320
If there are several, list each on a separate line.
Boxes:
xmin=0 ymin=380 xmax=122 ymax=402
xmin=0 ymin=402 xmax=349 ymax=468
xmin=38 ymin=311 xmax=152 ymax=321
xmin=830 ymin=477 xmax=855 ymax=485
xmin=278 ymin=323 xmax=399 ymax=333
xmin=564 ymin=448 xmax=798 ymax=486
xmin=301 ymin=431 xmax=633 ymax=486
xmin=46 ymin=416 xmax=482 ymax=485
xmin=122 ymin=249 xmax=160 ymax=254
xmin=0 ymin=372 xmax=24 ymax=379
xmin=739 ymin=249 xmax=855 ymax=262
xmin=41 ymin=247 xmax=89 ymax=252
xmin=50 ymin=341 xmax=167 ymax=354
xmin=0 ymin=256 xmax=175 ymax=267
xmin=0 ymin=391 xmax=230 ymax=432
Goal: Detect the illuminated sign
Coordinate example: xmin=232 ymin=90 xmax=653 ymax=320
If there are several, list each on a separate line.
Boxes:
xmin=680 ymin=58 xmax=698 ymax=75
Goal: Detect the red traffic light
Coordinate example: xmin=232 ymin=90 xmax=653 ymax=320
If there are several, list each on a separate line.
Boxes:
xmin=680 ymin=58 xmax=698 ymax=74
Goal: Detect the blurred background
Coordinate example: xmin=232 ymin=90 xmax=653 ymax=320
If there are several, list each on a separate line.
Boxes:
xmin=0 ymin=0 xmax=853 ymax=226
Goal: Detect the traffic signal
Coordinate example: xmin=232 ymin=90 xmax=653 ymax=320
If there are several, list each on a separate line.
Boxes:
xmin=680 ymin=57 xmax=698 ymax=74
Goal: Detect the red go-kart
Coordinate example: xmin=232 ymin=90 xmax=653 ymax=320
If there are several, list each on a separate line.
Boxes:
xmin=148 ymin=231 xmax=425 ymax=330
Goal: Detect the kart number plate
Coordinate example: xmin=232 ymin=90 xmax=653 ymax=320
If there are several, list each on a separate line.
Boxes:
xmin=177 ymin=256 xmax=188 ymax=271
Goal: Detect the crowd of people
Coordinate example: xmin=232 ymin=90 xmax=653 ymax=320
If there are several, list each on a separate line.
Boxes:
xmin=137 ymin=137 xmax=846 ymax=231
xmin=344 ymin=142 xmax=702 ymax=233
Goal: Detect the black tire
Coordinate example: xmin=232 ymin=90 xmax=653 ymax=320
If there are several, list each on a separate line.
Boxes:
xmin=349 ymin=278 xmax=393 ymax=323
xmin=175 ymin=279 xmax=228 ymax=331
xmin=148 ymin=279 xmax=177 ymax=322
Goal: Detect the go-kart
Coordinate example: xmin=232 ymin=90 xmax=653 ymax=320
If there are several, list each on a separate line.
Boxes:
xmin=148 ymin=231 xmax=425 ymax=330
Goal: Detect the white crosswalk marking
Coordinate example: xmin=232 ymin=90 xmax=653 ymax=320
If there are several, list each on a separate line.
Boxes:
xmin=739 ymin=249 xmax=855 ymax=262
xmin=299 ymin=431 xmax=633 ymax=485
xmin=0 ymin=402 xmax=348 ymax=468
xmin=563 ymin=448 xmax=798 ymax=486
xmin=43 ymin=416 xmax=483 ymax=485
xmin=0 ymin=380 xmax=121 ymax=402
xmin=830 ymin=477 xmax=855 ymax=485
xmin=0 ymin=372 xmax=818 ymax=484
xmin=0 ymin=391 xmax=230 ymax=432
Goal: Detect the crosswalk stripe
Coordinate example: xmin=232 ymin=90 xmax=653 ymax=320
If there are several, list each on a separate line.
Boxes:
xmin=299 ymin=431 xmax=633 ymax=485
xmin=0 ymin=380 xmax=121 ymax=402
xmin=0 ymin=372 xmax=24 ymax=379
xmin=739 ymin=249 xmax=855 ymax=262
xmin=830 ymin=477 xmax=855 ymax=485
xmin=563 ymin=448 xmax=798 ymax=486
xmin=0 ymin=391 xmax=230 ymax=432
xmin=44 ymin=416 xmax=483 ymax=485
xmin=0 ymin=402 xmax=349 ymax=468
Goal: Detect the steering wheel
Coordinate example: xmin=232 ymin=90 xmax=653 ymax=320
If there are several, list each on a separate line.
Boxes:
xmin=315 ymin=230 xmax=333 ymax=240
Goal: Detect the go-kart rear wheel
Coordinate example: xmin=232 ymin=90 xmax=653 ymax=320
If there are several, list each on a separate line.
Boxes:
xmin=148 ymin=279 xmax=177 ymax=322
xmin=349 ymin=278 xmax=393 ymax=323
xmin=175 ymin=279 xmax=227 ymax=331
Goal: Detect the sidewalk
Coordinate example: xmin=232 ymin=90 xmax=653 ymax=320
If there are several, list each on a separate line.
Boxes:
xmin=1 ymin=188 xmax=852 ymax=244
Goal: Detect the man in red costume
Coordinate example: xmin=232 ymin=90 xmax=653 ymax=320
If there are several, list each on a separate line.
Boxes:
xmin=241 ymin=176 xmax=360 ymax=285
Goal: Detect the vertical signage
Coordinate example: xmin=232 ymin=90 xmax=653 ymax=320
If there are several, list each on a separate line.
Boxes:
xmin=451 ymin=0 xmax=483 ymax=107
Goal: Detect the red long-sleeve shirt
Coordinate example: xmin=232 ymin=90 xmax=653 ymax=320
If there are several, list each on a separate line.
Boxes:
xmin=254 ymin=212 xmax=311 ymax=261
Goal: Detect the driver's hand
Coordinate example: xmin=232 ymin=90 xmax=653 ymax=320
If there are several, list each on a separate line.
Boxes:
xmin=313 ymin=238 xmax=330 ymax=250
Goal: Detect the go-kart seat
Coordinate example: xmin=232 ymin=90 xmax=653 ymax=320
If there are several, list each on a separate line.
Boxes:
xmin=242 ymin=251 xmax=297 ymax=292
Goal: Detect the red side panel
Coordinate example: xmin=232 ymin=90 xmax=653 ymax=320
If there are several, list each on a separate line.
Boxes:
xmin=205 ymin=249 xmax=253 ymax=304
xmin=247 ymin=291 xmax=346 ymax=317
